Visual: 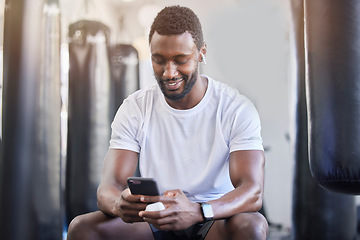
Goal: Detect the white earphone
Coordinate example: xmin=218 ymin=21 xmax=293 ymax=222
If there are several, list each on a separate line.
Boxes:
xmin=200 ymin=52 xmax=207 ymax=65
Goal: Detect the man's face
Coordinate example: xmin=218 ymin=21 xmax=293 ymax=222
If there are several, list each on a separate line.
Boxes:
xmin=150 ymin=31 xmax=200 ymax=101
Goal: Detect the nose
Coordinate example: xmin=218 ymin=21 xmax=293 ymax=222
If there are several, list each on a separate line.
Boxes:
xmin=163 ymin=61 xmax=178 ymax=79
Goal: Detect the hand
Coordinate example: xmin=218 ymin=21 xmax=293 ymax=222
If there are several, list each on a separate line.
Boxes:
xmin=114 ymin=188 xmax=149 ymax=223
xmin=139 ymin=189 xmax=203 ymax=231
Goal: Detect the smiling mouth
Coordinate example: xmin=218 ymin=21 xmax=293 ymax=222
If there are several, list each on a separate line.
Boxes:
xmin=162 ymin=78 xmax=184 ymax=90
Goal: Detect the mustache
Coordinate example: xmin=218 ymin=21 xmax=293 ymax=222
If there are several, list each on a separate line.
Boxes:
xmin=160 ymin=77 xmax=184 ymax=82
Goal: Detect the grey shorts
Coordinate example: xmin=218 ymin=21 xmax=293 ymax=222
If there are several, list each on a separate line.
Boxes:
xmin=150 ymin=221 xmax=214 ymax=240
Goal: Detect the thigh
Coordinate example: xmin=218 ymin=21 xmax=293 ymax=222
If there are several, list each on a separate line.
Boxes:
xmin=67 ymin=211 xmax=154 ymax=240
xmin=204 ymin=212 xmax=268 ymax=240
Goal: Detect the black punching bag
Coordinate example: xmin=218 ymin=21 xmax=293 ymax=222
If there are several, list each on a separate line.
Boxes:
xmin=291 ymin=0 xmax=356 ymax=239
xmin=304 ymin=0 xmax=360 ymax=194
xmin=66 ymin=20 xmax=112 ymax=224
xmin=0 ymin=0 xmax=63 ymax=239
xmin=109 ymin=43 xmax=140 ymax=116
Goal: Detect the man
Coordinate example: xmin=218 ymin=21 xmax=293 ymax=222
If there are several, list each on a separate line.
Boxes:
xmin=67 ymin=5 xmax=268 ymax=240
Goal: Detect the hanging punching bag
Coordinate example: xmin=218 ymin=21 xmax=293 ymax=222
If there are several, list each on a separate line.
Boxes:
xmin=0 ymin=0 xmax=63 ymax=239
xmin=290 ymin=0 xmax=356 ymax=239
xmin=66 ymin=20 xmax=112 ymax=224
xmin=304 ymin=0 xmax=360 ymax=194
xmin=109 ymin=43 xmax=140 ymax=115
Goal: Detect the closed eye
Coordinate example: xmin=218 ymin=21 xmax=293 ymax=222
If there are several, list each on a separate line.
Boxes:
xmin=152 ymin=56 xmax=165 ymax=65
xmin=175 ymin=60 xmax=188 ymax=65
xmin=174 ymin=56 xmax=190 ymax=65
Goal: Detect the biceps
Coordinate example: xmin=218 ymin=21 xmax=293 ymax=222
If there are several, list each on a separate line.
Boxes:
xmin=229 ymin=150 xmax=265 ymax=188
xmin=101 ymin=149 xmax=139 ymax=188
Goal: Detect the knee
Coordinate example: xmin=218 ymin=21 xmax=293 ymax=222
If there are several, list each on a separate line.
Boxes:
xmin=67 ymin=214 xmax=93 ymax=240
xmin=226 ymin=212 xmax=268 ymax=240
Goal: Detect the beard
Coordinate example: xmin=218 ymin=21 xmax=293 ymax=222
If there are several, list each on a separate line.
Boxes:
xmin=156 ymin=69 xmax=198 ymax=101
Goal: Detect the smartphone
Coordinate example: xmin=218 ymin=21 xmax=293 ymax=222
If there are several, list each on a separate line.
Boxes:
xmin=127 ymin=177 xmax=160 ymax=196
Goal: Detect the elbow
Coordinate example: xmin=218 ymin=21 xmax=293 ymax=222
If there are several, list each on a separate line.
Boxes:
xmin=253 ymin=194 xmax=263 ymax=212
xmin=250 ymin=185 xmax=264 ymax=212
xmin=96 ymin=186 xmax=105 ymax=211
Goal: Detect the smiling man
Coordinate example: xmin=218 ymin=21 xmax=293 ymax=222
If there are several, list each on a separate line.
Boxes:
xmin=151 ymin=31 xmax=203 ymax=105
xmin=67 ymin=5 xmax=268 ymax=240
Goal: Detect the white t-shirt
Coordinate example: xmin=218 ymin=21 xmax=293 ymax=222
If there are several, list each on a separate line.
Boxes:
xmin=110 ymin=76 xmax=263 ymax=202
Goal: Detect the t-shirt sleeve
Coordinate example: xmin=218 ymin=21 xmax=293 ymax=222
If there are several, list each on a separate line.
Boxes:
xmin=109 ymin=97 xmax=141 ymax=153
xmin=229 ymin=98 xmax=263 ymax=152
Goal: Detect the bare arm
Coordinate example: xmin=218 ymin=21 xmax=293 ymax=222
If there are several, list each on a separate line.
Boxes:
xmin=140 ymin=149 xmax=265 ymax=229
xmin=209 ymin=150 xmax=265 ymax=219
xmin=97 ymin=148 xmax=146 ymax=222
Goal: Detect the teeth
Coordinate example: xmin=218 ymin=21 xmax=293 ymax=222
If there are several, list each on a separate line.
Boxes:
xmin=166 ymin=78 xmax=183 ymax=86
xmin=163 ymin=78 xmax=183 ymax=89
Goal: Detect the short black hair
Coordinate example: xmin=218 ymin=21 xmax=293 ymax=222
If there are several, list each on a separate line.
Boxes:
xmin=149 ymin=5 xmax=204 ymax=50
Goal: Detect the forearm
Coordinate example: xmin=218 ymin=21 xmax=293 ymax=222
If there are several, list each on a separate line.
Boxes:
xmin=96 ymin=149 xmax=139 ymax=216
xmin=97 ymin=184 xmax=125 ymax=217
xmin=208 ymin=182 xmax=263 ymax=220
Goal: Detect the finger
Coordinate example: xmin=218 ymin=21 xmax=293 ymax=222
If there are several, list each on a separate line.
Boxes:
xmin=123 ymin=208 xmax=144 ymax=216
xmin=139 ymin=195 xmax=161 ymax=203
xmin=139 ymin=209 xmax=167 ymax=219
xmin=121 ymin=202 xmax=148 ymax=211
xmin=123 ymin=193 xmax=143 ymax=203
xmin=145 ymin=216 xmax=178 ymax=230
xmin=142 ymin=215 xmax=169 ymax=225
xmin=157 ymin=197 xmax=176 ymax=205
xmin=158 ymin=189 xmax=185 ymax=203
xmin=163 ymin=189 xmax=182 ymax=196
xmin=121 ymin=209 xmax=148 ymax=223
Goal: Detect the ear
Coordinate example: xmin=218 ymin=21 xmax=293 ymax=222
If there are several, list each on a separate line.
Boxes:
xmin=199 ymin=42 xmax=207 ymax=63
